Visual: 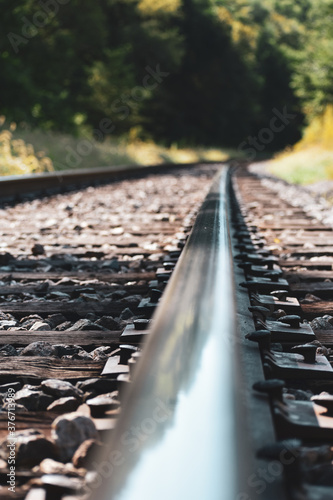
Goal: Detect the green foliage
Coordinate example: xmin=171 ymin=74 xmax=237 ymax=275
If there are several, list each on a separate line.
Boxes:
xmin=291 ymin=0 xmax=333 ymax=118
xmin=0 ymin=118 xmax=54 ymax=175
xmin=143 ymin=0 xmax=263 ymax=146
xmin=0 ymin=0 xmax=331 ymax=150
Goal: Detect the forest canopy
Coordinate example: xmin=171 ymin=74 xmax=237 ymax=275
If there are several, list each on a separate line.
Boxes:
xmin=1 ymin=0 xmax=331 ymax=151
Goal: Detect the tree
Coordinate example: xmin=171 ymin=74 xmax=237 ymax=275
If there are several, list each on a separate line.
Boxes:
xmin=292 ymin=0 xmax=333 ymax=118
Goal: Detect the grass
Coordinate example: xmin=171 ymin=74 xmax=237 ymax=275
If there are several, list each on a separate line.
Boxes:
xmin=266 ymin=105 xmax=333 ymax=185
xmin=3 ymin=105 xmax=333 ymax=182
xmin=0 ymin=121 xmax=54 ymax=176
xmin=0 ymin=119 xmax=234 ymax=176
xmin=267 ymin=147 xmax=333 ymax=184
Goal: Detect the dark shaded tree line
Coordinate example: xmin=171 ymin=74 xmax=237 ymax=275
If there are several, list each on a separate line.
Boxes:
xmin=0 ymin=0 xmax=331 ymax=150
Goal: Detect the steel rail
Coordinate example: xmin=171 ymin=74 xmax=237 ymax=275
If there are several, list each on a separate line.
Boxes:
xmin=91 ymin=167 xmax=255 ymax=500
xmin=0 ymin=162 xmax=214 ymax=199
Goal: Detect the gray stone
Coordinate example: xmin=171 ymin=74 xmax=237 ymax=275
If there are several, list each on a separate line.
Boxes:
xmin=34 ymin=281 xmax=50 ymax=292
xmin=311 ymin=315 xmax=333 ymax=331
xmin=302 ymin=293 xmax=322 ymax=304
xmin=15 ymin=387 xmax=54 ymax=411
xmin=47 ymin=314 xmax=67 ymax=328
xmin=120 ymin=294 xmax=142 ymax=305
xmin=48 ymin=291 xmax=71 ymax=300
xmin=29 ymin=321 xmax=52 ymax=332
xmin=109 ymin=290 xmax=127 ymax=300
xmin=0 ymin=252 xmax=14 ymax=265
xmin=71 ymin=350 xmax=93 ymax=361
xmin=24 ymin=384 xmax=43 ymax=391
xmin=41 ymin=379 xmax=84 ymax=400
xmin=76 ymin=378 xmax=118 ymax=394
xmin=101 ymin=259 xmax=120 ymax=271
xmin=38 ymin=474 xmax=84 ymax=493
xmin=119 ymin=308 xmax=134 ymax=320
xmin=2 ymin=401 xmax=28 ymax=413
xmin=55 ymin=278 xmax=78 ymax=286
xmin=85 ymin=312 xmax=97 ymax=321
xmin=22 ymin=318 xmax=45 ymax=329
xmin=32 ymin=244 xmax=45 ymax=256
xmin=47 ymin=397 xmax=81 ymax=413
xmin=287 ymin=388 xmax=313 ymax=401
xmin=0 ymin=344 xmax=18 ymax=356
xmin=95 ymin=316 xmax=121 ymax=330
xmin=72 ymin=439 xmax=104 ymax=468
xmin=0 ymin=312 xmax=11 ymax=321
xmin=128 ymin=260 xmax=142 ymax=271
xmin=0 ymin=381 xmax=22 ymax=392
xmin=34 ymin=458 xmax=86 ymax=476
xmin=55 ymin=321 xmax=72 ymax=331
xmin=79 ymin=323 xmax=105 ymax=331
xmin=0 ymin=429 xmax=58 ymax=466
xmin=54 ymin=345 xmax=80 ymax=357
xmin=51 ymin=413 xmax=98 ymax=461
xmin=90 ymin=346 xmax=114 ymax=360
xmin=0 ymin=320 xmax=17 ymax=329
xmin=20 ymin=341 xmax=57 ymax=357
xmin=75 ymin=287 xmax=96 ymax=296
xmin=67 ymin=319 xmax=93 ymax=331
xmin=19 ymin=314 xmax=43 ymax=325
xmin=79 ymin=293 xmax=100 ymax=302
xmin=86 ymin=392 xmax=120 ymax=417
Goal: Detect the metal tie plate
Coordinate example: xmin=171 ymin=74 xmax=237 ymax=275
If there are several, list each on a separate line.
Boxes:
xmin=256 ymin=318 xmax=315 ymax=342
xmin=264 ymin=351 xmax=333 ymax=379
xmin=251 ymin=292 xmax=301 ymax=315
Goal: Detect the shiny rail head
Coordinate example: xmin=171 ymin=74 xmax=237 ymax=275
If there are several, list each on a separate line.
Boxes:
xmin=90 ymin=167 xmax=252 ymax=500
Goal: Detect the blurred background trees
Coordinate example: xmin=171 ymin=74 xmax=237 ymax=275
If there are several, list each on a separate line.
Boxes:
xmin=0 ymin=0 xmax=332 ymax=151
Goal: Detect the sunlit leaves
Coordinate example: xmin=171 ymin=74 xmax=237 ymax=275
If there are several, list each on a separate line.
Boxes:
xmin=137 ymin=0 xmax=181 ymax=15
xmin=0 ymin=121 xmax=54 ymax=175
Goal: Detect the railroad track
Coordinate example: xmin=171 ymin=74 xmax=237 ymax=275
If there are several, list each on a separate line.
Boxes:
xmin=0 ymin=164 xmax=217 ymax=499
xmin=1 ymin=163 xmax=333 ymax=500
xmin=232 ymin=167 xmax=333 ymax=500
